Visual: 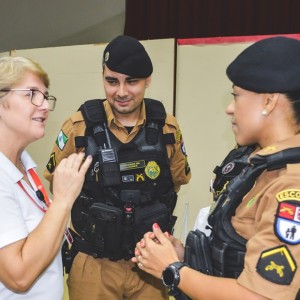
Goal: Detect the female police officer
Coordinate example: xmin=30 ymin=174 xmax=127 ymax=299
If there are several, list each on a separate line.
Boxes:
xmin=133 ymin=36 xmax=300 ymax=300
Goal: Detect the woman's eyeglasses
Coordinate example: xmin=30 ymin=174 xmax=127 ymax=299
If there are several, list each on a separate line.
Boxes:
xmin=0 ymin=88 xmax=57 ymax=111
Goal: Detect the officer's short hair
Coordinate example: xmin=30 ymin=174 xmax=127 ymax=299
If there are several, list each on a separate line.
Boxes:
xmin=226 ymin=36 xmax=300 ymax=93
xmin=102 ymin=35 xmax=153 ymax=78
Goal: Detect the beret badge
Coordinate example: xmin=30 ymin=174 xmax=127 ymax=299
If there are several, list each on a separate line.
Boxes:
xmin=104 ymin=51 xmax=110 ymax=63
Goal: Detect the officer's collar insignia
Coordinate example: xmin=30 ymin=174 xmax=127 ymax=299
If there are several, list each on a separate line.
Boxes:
xmin=274 ymin=200 xmax=300 ymax=245
xmin=256 ymin=245 xmax=296 ymax=285
xmin=56 ymin=130 xmax=68 ymax=151
xmin=46 ymin=152 xmax=56 ymax=174
xmin=262 ymin=145 xmax=276 ymax=153
xmin=145 ymin=161 xmax=160 ymax=179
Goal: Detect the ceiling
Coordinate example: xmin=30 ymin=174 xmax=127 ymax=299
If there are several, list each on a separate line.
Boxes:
xmin=0 ymin=0 xmax=126 ymax=53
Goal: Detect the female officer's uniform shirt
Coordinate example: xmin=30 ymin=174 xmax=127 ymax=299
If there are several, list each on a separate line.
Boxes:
xmin=233 ymin=134 xmax=300 ymax=300
xmin=0 ymin=150 xmax=63 ymax=300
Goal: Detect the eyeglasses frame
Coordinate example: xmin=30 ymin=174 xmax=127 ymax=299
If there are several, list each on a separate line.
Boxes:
xmin=0 ymin=88 xmax=57 ymax=111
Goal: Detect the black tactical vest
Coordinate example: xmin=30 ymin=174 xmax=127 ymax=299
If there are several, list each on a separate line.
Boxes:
xmin=208 ymin=147 xmax=300 ymax=278
xmin=71 ymin=99 xmax=177 ymax=260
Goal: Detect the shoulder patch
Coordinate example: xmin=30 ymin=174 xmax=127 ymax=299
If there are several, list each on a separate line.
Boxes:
xmin=276 ymin=189 xmax=300 ymax=202
xmin=256 ymin=245 xmax=297 ymax=285
xmin=56 ymin=130 xmax=68 ymax=151
xmin=222 ymin=162 xmax=235 ymax=174
xmin=46 ymin=152 xmax=56 ymax=174
xmin=274 ymin=200 xmax=300 ymax=244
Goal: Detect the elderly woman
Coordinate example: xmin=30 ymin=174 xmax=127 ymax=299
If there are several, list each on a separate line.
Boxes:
xmin=0 ymin=56 xmax=91 ymax=299
xmin=133 ymin=36 xmax=300 ymax=300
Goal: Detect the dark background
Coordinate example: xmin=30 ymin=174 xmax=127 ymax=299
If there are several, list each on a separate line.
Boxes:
xmin=124 ymin=0 xmax=300 ymax=40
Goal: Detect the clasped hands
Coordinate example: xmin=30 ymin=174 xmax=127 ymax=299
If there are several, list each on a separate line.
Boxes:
xmin=131 ymin=223 xmax=185 ymax=279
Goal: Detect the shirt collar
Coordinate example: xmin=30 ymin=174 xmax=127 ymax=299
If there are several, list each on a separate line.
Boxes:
xmin=252 ymin=134 xmax=300 ymax=157
xmin=0 ymin=150 xmax=36 ymax=183
xmin=104 ymin=99 xmax=146 ymax=128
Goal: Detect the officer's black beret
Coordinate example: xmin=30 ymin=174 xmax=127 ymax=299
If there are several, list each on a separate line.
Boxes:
xmin=226 ymin=36 xmax=300 ymax=93
xmin=102 ymin=35 xmax=153 ymax=78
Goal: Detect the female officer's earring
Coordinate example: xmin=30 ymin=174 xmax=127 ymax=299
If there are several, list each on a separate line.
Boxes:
xmin=262 ymin=109 xmax=269 ymax=116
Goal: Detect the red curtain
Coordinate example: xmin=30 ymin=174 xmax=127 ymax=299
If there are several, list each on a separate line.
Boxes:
xmin=124 ymin=0 xmax=300 ymax=40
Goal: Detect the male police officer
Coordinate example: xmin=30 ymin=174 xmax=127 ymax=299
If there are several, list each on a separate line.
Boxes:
xmin=44 ymin=35 xmax=191 ymax=300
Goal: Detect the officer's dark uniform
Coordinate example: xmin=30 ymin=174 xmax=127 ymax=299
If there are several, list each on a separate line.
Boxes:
xmin=44 ymin=35 xmax=191 ymax=300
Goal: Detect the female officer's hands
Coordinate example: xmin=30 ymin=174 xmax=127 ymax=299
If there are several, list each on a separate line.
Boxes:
xmin=132 ymin=223 xmax=183 ymax=279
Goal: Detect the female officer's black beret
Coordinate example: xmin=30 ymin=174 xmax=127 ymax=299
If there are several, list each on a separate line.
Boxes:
xmin=226 ymin=36 xmax=300 ymax=93
xmin=102 ymin=35 xmax=153 ymax=78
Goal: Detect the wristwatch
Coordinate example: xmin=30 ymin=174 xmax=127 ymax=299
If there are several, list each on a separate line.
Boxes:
xmin=161 ymin=261 xmax=188 ymax=296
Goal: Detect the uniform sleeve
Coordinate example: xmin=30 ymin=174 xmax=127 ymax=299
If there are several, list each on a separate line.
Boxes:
xmin=237 ymin=170 xmax=300 ymax=300
xmin=164 ymin=114 xmax=191 ymax=192
xmin=43 ymin=112 xmax=84 ymax=192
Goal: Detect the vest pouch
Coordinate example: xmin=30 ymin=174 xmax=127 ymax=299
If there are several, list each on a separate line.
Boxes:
xmin=184 ymin=229 xmax=213 ymax=275
xmin=87 ymin=203 xmax=123 ymax=255
xmin=134 ymin=202 xmax=171 ymax=243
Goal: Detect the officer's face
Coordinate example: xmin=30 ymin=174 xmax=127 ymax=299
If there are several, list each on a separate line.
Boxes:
xmin=226 ymin=86 xmax=269 ymax=147
xmin=103 ymin=65 xmax=151 ymax=119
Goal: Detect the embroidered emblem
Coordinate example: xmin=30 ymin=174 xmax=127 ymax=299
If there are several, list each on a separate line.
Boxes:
xmin=46 ymin=152 xmax=56 ymax=174
xmin=56 ymin=130 xmax=68 ymax=151
xmin=276 ymin=189 xmax=300 ymax=202
xmin=136 ymin=173 xmax=145 ymax=182
xmin=222 ymin=162 xmax=235 ymax=174
xmin=145 ymin=161 xmax=160 ymax=179
xmin=274 ymin=201 xmax=300 ymax=244
xmin=122 ymin=175 xmax=135 ymax=183
xmin=120 ymin=160 xmax=145 ymax=172
xmin=256 ymin=246 xmax=296 ymax=285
